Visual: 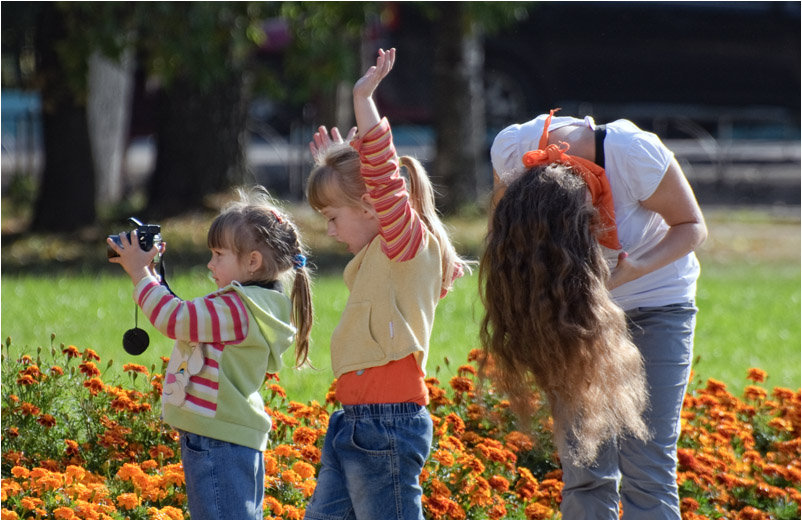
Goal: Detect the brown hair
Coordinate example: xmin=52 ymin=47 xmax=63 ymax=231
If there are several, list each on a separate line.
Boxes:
xmin=479 ymin=163 xmax=649 ymax=465
xmin=307 ymin=143 xmax=471 ymax=293
xmin=208 ymin=186 xmax=313 ymax=367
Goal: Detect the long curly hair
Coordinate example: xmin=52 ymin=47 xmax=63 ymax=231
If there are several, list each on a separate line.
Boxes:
xmin=479 ymin=163 xmax=650 ymax=465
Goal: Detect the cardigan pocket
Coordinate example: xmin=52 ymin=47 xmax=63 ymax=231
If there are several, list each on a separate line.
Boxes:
xmin=331 ymin=300 xmax=386 ymax=371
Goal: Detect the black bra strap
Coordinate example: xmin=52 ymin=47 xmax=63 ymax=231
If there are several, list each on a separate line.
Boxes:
xmin=594 ymin=124 xmax=607 ymax=168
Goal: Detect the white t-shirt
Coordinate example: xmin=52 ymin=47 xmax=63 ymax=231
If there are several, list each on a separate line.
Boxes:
xmin=490 ymin=115 xmax=700 ymax=310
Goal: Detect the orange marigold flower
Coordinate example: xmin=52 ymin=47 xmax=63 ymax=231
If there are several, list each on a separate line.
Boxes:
xmin=62 ymin=345 xmax=81 ymax=358
xmin=300 ymin=445 xmax=322 ymax=464
xmin=149 ymin=444 xmax=175 ymax=460
xmin=78 ymin=361 xmax=100 ymax=377
xmin=488 ymin=503 xmax=507 ymax=520
xmin=488 ymin=475 xmax=510 ymax=492
xmin=83 ymin=348 xmax=101 ymax=361
xmin=744 ymin=385 xmax=768 ymax=401
xmin=11 ymin=466 xmax=29 ymax=479
xmin=36 ymin=414 xmax=56 ymax=428
xmin=445 ymin=413 xmax=466 ymax=435
xmin=124 ymin=363 xmax=149 ymax=375
xmin=746 ymin=368 xmax=767 ymax=383
xmin=16 ymin=374 xmax=35 ymax=386
xmin=265 ymin=372 xmax=280 ymax=381
xmin=84 ymin=378 xmax=105 ymax=396
xmin=20 ymin=402 xmax=40 ymax=416
xmin=525 ymin=502 xmax=553 ymax=520
xmin=293 ymin=426 xmax=318 ymax=445
xmin=768 ymin=417 xmax=793 ymax=432
xmin=430 ymin=478 xmax=451 ymax=497
xmin=264 ymin=496 xmax=283 ymax=516
xmin=147 ymin=506 xmax=184 ymax=520
xmin=282 ymin=470 xmax=301 ymax=484
xmin=141 ymin=459 xmax=159 ymax=471
xmin=772 ymin=387 xmax=796 ymax=402
xmin=738 ymin=506 xmax=770 ymax=520
xmin=268 ymin=383 xmax=287 ymax=398
xmin=457 ymin=364 xmax=477 ymax=376
xmin=424 ymin=494 xmax=450 ymax=517
xmin=274 ymin=444 xmax=301 ymax=459
xmin=450 ymin=376 xmax=474 ymax=393
xmin=117 ymin=492 xmax=140 ymax=510
xmin=6 ymin=427 xmax=20 ymax=438
xmin=1 ymin=508 xmax=19 ymax=520
xmin=705 ymin=378 xmax=728 ymax=393
xmin=53 ymin=506 xmax=77 ymax=520
xmin=432 ymin=449 xmax=455 ymax=467
xmin=49 ymin=365 xmax=65 ymax=376
xmin=283 ymin=505 xmax=303 ymax=520
xmin=292 ymin=461 xmax=316 ymax=480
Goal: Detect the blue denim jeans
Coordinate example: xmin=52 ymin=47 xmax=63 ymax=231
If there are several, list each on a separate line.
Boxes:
xmin=180 ymin=431 xmax=265 ymax=520
xmin=304 ymin=403 xmax=433 ymax=520
xmin=558 ymin=302 xmax=697 ymax=520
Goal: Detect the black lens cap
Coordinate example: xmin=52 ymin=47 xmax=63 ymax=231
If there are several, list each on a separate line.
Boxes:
xmin=123 ymin=327 xmax=150 ymax=355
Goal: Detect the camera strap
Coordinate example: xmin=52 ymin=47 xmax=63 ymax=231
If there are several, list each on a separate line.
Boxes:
xmin=158 ymin=255 xmax=177 ymax=297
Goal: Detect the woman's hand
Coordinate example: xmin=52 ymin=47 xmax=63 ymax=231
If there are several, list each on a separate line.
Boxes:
xmin=107 ymin=230 xmax=162 ymax=285
xmin=309 ymin=125 xmax=357 ymax=163
xmin=607 ymin=252 xmax=643 ymax=290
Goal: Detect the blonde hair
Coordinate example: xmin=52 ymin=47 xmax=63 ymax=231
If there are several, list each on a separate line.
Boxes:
xmin=208 ymin=186 xmax=313 ymax=367
xmin=479 ymin=163 xmax=649 ymax=465
xmin=307 ymin=143 xmax=470 ymax=293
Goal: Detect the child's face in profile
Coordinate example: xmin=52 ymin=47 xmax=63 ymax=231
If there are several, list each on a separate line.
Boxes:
xmin=320 ymin=204 xmax=379 ymax=255
xmin=207 ymin=247 xmax=249 ymax=288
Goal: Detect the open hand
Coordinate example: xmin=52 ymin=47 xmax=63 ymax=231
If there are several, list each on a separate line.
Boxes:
xmin=353 ymin=47 xmax=396 ymax=100
xmin=309 ymin=125 xmax=357 ymax=163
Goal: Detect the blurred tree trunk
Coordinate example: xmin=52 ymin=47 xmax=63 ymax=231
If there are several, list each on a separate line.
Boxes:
xmin=431 ymin=3 xmax=486 ymax=213
xmin=31 ymin=4 xmax=96 ymax=232
xmin=146 ymin=74 xmax=249 ymax=217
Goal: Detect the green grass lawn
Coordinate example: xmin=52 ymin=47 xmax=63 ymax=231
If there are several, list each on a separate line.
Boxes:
xmin=2 ymin=259 xmax=799 ymax=404
xmin=2 ymin=205 xmax=800 ymax=403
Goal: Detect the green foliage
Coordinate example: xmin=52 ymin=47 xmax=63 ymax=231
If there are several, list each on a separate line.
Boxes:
xmin=1 ymin=336 xmax=175 ymax=479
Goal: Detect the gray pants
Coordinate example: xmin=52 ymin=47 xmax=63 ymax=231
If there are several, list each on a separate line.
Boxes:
xmin=558 ymin=302 xmax=697 ymax=520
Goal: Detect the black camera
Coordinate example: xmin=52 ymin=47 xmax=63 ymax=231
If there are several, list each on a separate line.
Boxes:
xmin=107 ymin=217 xmax=162 ymax=260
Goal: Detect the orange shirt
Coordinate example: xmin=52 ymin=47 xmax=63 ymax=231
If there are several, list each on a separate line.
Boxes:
xmin=335 ymin=354 xmax=429 ymax=406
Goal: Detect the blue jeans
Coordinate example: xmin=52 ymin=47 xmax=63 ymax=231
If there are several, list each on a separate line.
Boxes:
xmin=180 ymin=431 xmax=265 ymax=520
xmin=559 ymin=302 xmax=697 ymax=520
xmin=304 ymin=403 xmax=433 ymax=520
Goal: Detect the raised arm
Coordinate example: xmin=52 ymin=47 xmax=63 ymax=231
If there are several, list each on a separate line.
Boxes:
xmin=353 ymin=48 xmax=395 ymax=134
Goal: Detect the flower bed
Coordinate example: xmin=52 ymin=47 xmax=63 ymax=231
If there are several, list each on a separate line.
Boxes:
xmin=2 ymin=337 xmax=799 ymax=520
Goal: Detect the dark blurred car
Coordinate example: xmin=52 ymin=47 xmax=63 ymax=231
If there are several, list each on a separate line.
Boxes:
xmin=371 ymin=1 xmax=801 ymax=136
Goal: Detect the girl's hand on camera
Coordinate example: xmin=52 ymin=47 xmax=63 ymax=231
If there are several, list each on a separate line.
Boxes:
xmin=107 ymin=230 xmax=160 ymax=285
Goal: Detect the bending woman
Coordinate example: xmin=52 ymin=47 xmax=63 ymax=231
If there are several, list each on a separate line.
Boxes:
xmin=481 ymin=109 xmax=707 ymax=519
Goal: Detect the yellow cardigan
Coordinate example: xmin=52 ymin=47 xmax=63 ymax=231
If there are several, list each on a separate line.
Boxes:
xmin=329 ymin=230 xmax=442 ymax=378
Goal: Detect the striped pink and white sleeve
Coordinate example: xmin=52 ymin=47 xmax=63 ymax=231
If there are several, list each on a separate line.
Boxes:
xmin=133 ymin=276 xmax=249 ymax=344
xmin=353 ymin=118 xmax=424 ymax=261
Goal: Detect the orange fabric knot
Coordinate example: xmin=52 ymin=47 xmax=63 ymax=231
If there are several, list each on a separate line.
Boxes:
xmin=520 ymin=109 xmax=621 ymax=250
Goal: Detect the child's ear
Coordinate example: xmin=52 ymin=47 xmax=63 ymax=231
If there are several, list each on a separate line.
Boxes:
xmin=247 ymin=250 xmax=263 ymax=273
xmin=359 ymin=193 xmax=378 ymax=218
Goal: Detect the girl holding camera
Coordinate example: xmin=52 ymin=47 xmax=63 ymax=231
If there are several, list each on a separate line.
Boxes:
xmin=107 ymin=186 xmax=313 ymax=520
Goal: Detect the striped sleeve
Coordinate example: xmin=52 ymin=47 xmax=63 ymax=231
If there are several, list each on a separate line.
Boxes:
xmin=352 ymin=118 xmax=424 ymax=261
xmin=133 ymin=276 xmax=249 ymax=344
